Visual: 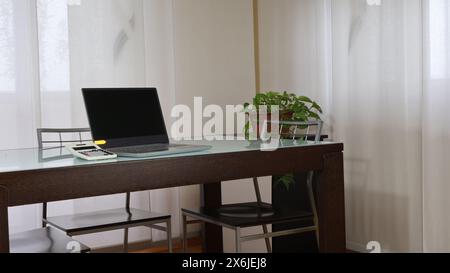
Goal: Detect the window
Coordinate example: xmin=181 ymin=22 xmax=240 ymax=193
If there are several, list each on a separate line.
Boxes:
xmin=0 ymin=0 xmax=15 ymax=93
xmin=37 ymin=0 xmax=70 ymax=92
xmin=429 ymin=0 xmax=450 ymax=79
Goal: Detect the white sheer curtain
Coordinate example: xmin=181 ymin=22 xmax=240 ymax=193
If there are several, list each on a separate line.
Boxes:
xmin=37 ymin=0 xmax=72 ymax=128
xmin=331 ymin=0 xmax=450 ymax=253
xmin=0 ymin=0 xmax=41 ymax=235
xmin=260 ymin=0 xmax=427 ymax=252
xmin=0 ymin=0 xmax=179 ymax=247
xmin=0 ymin=0 xmax=40 ymax=151
xmin=331 ymin=0 xmax=423 ymax=252
xmin=423 ymin=0 xmax=450 ymax=252
xmin=65 ymin=0 xmax=153 ymax=247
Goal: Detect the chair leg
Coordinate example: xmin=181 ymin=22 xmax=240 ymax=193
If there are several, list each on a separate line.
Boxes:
xmin=182 ymin=214 xmax=188 ymax=253
xmin=307 ymin=171 xmax=320 ymax=248
xmin=253 ymin=178 xmax=272 ymax=253
xmin=166 ymin=219 xmax=173 ymax=253
xmin=123 ymin=228 xmax=129 ymax=253
xmin=235 ymin=227 xmax=242 ymax=253
xmin=42 ymin=202 xmax=47 ymax=228
xmin=262 ymin=225 xmax=272 ymax=253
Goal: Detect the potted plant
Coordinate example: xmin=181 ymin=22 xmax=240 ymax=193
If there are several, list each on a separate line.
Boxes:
xmin=244 ymin=91 xmax=324 ymax=190
xmin=244 ymin=91 xmax=323 ymax=139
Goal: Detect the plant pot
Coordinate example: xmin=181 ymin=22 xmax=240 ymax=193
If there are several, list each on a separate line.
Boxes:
xmin=253 ymin=111 xmax=294 ymax=139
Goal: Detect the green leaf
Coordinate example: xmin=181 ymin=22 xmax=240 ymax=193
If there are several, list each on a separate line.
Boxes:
xmin=274 ymin=173 xmax=295 ymax=191
xmin=293 ymin=112 xmax=307 ymax=121
xmin=297 ymin=96 xmax=313 ymax=104
xmin=311 ymin=101 xmax=323 ymax=113
xmin=308 ymin=112 xmax=321 ymax=121
xmin=244 ymin=121 xmax=251 ymax=139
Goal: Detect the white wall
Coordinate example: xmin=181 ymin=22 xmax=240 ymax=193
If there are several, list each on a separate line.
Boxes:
xmin=171 ymin=0 xmax=263 ymax=253
xmin=259 ymin=0 xmax=332 ymax=128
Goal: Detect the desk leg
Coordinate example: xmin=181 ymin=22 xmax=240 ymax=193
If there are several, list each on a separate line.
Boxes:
xmin=0 ymin=186 xmax=9 ymax=253
xmin=200 ymin=183 xmax=223 ymax=253
xmin=315 ymin=152 xmax=346 ymax=253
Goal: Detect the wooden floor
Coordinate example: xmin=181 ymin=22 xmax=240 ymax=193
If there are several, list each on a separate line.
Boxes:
xmin=133 ymin=237 xmax=203 ymax=253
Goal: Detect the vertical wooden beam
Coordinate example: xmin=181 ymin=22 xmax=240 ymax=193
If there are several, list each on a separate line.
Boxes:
xmin=315 ymin=152 xmax=346 ymax=252
xmin=200 ymin=183 xmax=223 ymax=252
xmin=253 ymin=0 xmax=261 ymax=94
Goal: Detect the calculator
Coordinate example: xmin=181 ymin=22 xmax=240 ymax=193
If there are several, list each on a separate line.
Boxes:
xmin=65 ymin=143 xmax=117 ymax=161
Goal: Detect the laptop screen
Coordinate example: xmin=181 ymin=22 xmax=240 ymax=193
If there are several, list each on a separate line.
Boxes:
xmin=82 ymin=88 xmax=169 ymax=148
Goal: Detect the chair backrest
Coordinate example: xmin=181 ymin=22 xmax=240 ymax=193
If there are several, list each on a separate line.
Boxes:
xmin=281 ymin=120 xmax=323 ymax=142
xmin=37 ymin=128 xmax=92 ymax=149
xmin=37 ymin=128 xmax=131 ymax=220
xmin=264 ymin=120 xmax=323 ymax=142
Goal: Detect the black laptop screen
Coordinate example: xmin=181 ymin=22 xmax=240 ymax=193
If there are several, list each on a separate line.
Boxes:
xmin=82 ymin=88 xmax=169 ymax=148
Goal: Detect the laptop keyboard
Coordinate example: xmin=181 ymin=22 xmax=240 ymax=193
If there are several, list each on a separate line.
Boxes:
xmin=110 ymin=144 xmax=188 ymax=154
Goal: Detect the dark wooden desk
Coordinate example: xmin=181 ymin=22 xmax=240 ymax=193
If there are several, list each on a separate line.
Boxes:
xmin=0 ymin=140 xmax=345 ymax=253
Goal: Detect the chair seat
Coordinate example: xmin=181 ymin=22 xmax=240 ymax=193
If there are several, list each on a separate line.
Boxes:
xmin=182 ymin=202 xmax=313 ymax=228
xmin=10 ymin=227 xmax=90 ymax=253
xmin=45 ymin=208 xmax=171 ymax=235
xmin=216 ymin=202 xmax=276 ymax=218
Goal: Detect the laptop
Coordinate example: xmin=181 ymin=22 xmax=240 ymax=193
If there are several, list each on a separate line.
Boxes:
xmin=82 ymin=88 xmax=211 ymax=158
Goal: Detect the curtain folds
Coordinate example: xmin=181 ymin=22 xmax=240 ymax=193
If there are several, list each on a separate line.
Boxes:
xmin=65 ymin=0 xmax=152 ymax=247
xmin=331 ymin=0 xmax=450 ymax=252
xmin=259 ymin=0 xmax=450 ymax=252
xmin=331 ymin=0 xmax=423 ymax=252
xmin=422 ymin=0 xmax=450 ymax=252
xmin=1 ymin=0 xmax=161 ymax=247
xmin=0 ymin=0 xmax=42 ymax=235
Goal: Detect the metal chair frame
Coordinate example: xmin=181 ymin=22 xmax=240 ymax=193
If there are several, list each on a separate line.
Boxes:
xmin=182 ymin=120 xmax=323 ymax=253
xmin=37 ymin=128 xmax=172 ymax=253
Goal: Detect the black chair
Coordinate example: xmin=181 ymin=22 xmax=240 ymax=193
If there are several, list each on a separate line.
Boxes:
xmin=182 ymin=121 xmax=322 ymax=253
xmin=37 ymin=128 xmax=172 ymax=253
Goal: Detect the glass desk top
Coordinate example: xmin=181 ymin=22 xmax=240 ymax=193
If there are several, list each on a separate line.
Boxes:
xmin=0 ymin=140 xmax=338 ymax=174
